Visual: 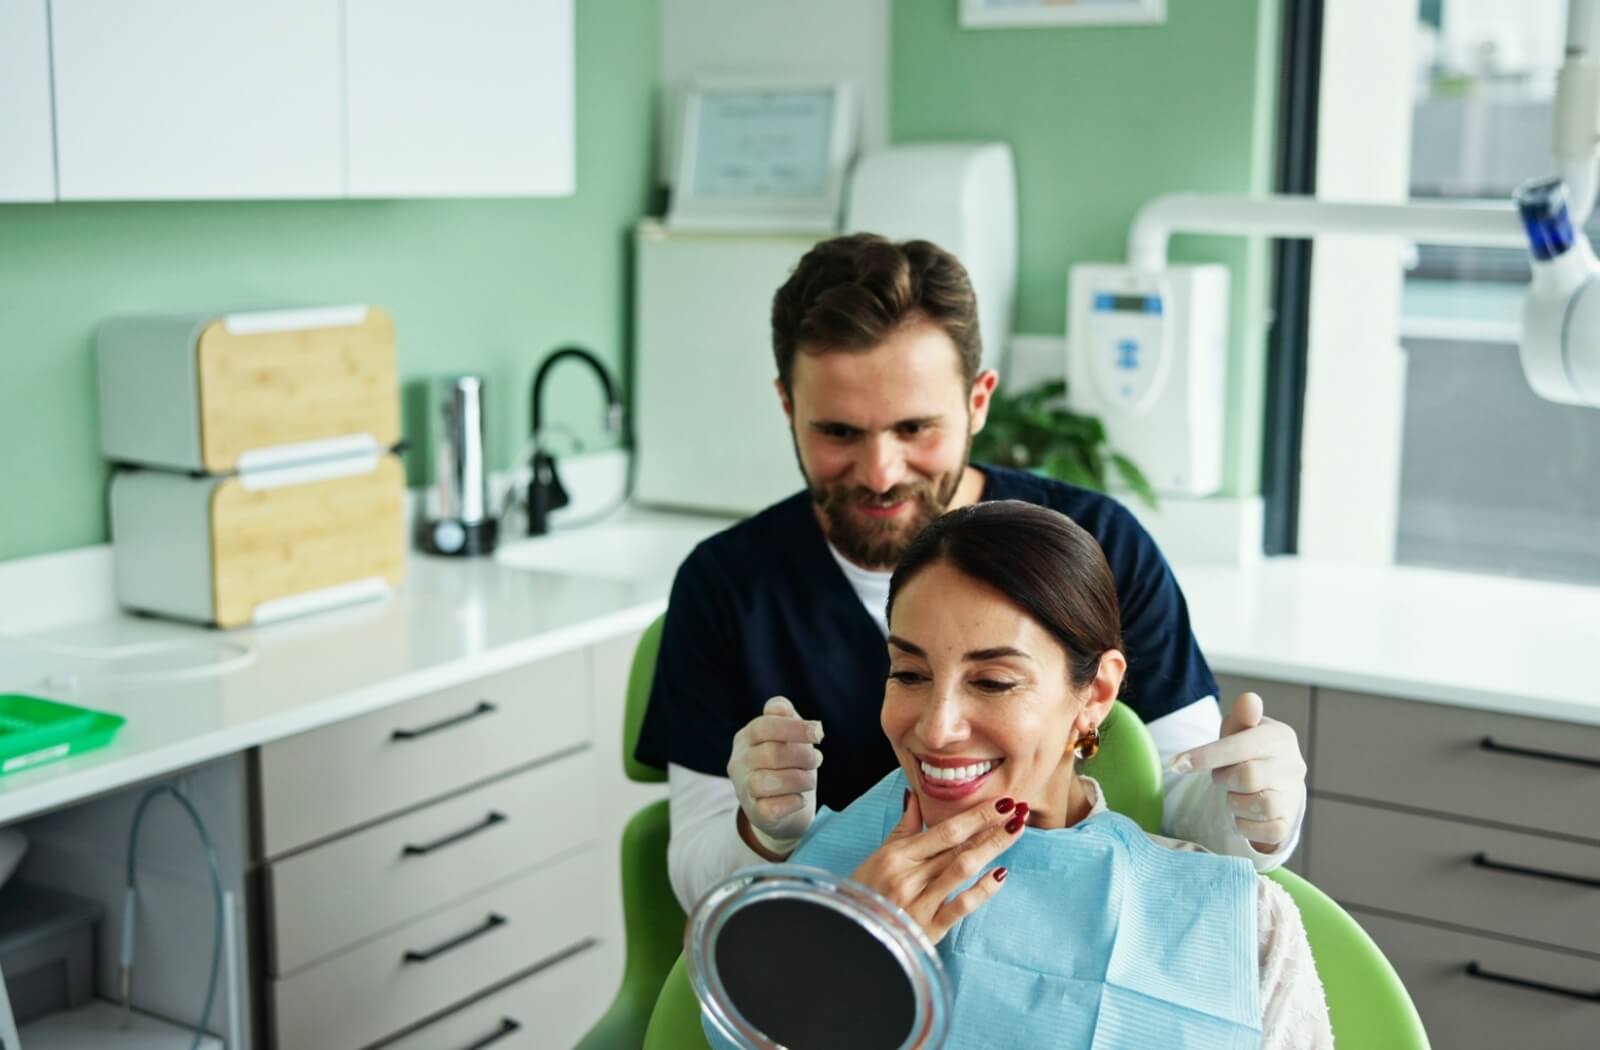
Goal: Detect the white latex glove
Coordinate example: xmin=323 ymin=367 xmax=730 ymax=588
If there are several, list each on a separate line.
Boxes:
xmin=728 ymin=696 xmax=824 ymax=856
xmin=1168 ymin=692 xmax=1307 ymax=853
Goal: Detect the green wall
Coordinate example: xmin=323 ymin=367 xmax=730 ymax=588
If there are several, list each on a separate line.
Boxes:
xmin=0 ymin=0 xmax=656 ymax=562
xmin=892 ymin=0 xmax=1281 ymax=496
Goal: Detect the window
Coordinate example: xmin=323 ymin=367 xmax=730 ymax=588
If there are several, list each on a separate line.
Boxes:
xmin=1396 ymin=0 xmax=1600 ymax=584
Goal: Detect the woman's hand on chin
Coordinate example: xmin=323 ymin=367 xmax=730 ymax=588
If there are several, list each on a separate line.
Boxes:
xmin=849 ymin=791 xmax=1025 ymax=944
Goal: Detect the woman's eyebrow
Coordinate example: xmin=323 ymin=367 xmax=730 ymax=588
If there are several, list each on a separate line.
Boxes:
xmin=963 ymin=646 xmax=1031 ymax=663
xmin=887 ymin=635 xmax=925 ymax=656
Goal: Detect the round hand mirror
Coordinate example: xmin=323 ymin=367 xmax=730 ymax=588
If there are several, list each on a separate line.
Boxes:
xmin=686 ymin=864 xmax=952 ymax=1050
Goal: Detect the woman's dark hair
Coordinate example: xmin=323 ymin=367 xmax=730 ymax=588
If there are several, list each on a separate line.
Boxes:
xmin=886 ymin=501 xmax=1123 ymax=689
xmin=770 ymin=233 xmax=982 ymax=394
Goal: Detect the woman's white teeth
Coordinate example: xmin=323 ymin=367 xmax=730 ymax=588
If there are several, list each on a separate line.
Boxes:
xmin=920 ymin=759 xmax=997 ymax=782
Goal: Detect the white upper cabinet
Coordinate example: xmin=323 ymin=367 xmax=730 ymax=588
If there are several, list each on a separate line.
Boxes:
xmin=344 ymin=0 xmax=575 ymax=198
xmin=50 ymin=0 xmax=343 ymax=200
xmin=0 ymin=0 xmax=56 ymax=201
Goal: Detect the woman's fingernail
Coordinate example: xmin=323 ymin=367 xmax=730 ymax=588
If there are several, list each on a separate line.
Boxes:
xmin=995 ymin=797 xmax=1015 ymax=813
xmin=1005 ymin=815 xmax=1024 ymax=834
xmin=1169 ymin=755 xmax=1193 ymax=776
xmin=992 ymin=867 xmax=1008 ymax=883
xmin=1015 ymin=802 xmax=1030 ymax=820
xmin=903 ymin=790 xmax=911 ymax=812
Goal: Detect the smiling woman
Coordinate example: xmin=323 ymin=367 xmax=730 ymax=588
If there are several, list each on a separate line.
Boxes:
xmin=753 ymin=501 xmax=1335 ymax=1050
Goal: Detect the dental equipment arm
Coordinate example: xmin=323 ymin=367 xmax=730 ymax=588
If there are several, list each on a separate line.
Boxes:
xmin=1559 ymin=0 xmax=1600 ymax=224
xmin=1119 ymin=3 xmax=1600 ymax=410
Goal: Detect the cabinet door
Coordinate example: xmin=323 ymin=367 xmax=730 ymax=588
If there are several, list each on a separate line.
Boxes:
xmin=344 ymin=0 xmax=574 ymax=198
xmin=50 ymin=0 xmax=342 ymax=200
xmin=0 ymin=0 xmax=54 ymax=200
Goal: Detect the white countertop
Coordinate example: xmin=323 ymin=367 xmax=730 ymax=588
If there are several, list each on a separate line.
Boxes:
xmin=1180 ymin=558 xmax=1600 ymax=725
xmin=1 ymin=506 xmax=1597 ymax=826
xmin=0 ymin=507 xmax=733 ymax=826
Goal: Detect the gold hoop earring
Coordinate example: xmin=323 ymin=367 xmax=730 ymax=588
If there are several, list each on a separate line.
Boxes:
xmin=1074 ymin=725 xmax=1101 ymax=761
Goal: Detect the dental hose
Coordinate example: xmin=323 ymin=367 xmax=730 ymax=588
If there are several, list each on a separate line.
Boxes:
xmin=122 ymin=783 xmax=225 ymax=1050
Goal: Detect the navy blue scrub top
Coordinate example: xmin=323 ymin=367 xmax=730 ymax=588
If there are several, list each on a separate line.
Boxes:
xmin=633 ymin=464 xmax=1218 ymax=814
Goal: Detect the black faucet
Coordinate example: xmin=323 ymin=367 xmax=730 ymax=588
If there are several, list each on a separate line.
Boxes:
xmin=527 ymin=345 xmax=624 ymax=535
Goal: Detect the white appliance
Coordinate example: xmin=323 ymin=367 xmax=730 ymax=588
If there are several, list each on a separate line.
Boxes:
xmin=634 ymin=143 xmax=1019 ymax=516
xmin=844 ymin=143 xmax=1017 ymax=374
xmin=633 ymin=221 xmax=817 ymax=515
xmin=1066 ymin=263 xmax=1229 ymax=497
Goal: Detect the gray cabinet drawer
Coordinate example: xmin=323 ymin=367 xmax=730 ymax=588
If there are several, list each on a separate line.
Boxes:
xmin=269 ymin=846 xmax=597 ymax=1050
xmin=1313 ymin=689 xmax=1600 ymax=841
xmin=257 ymin=649 xmax=589 ymax=857
xmin=1309 ymin=798 xmax=1600 ymax=955
xmin=1215 ymin=674 xmax=1311 ymax=749
xmin=266 ymin=748 xmax=596 ymax=976
xmin=1355 ymin=910 xmax=1600 ymax=1050
xmin=379 ymin=941 xmax=608 ymax=1050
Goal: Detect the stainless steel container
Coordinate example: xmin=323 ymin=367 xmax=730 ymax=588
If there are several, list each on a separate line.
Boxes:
xmin=418 ymin=374 xmax=497 ymax=556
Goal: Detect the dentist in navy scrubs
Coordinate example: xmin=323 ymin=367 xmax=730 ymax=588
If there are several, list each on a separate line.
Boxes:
xmin=634 ymin=233 xmax=1308 ymax=910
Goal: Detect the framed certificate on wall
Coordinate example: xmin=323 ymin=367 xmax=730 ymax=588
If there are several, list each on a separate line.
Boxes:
xmin=666 ymin=76 xmax=858 ymax=234
xmin=961 ymin=0 xmax=1165 ymax=28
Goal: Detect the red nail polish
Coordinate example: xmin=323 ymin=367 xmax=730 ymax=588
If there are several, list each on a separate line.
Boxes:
xmin=1015 ymin=802 xmax=1030 ymax=819
xmin=902 ymin=790 xmax=911 ymax=812
xmin=995 ymin=797 xmax=1015 ymax=813
xmin=1005 ymin=815 xmax=1024 ymax=834
xmin=993 ymin=867 xmax=1008 ymax=883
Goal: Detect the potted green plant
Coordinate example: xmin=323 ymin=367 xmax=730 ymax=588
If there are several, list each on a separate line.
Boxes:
xmin=972 ymin=379 xmax=1158 ymax=509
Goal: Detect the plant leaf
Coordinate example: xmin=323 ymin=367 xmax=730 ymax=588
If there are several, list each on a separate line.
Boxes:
xmin=1111 ymin=452 xmax=1160 ymax=510
xmin=1042 ymin=449 xmax=1102 ymax=492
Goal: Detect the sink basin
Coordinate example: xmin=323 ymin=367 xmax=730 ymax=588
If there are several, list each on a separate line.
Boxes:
xmin=494 ymin=514 xmax=726 ymax=582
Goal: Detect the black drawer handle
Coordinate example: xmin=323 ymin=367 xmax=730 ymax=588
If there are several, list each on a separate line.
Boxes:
xmin=1465 ymin=961 xmax=1600 ymax=1003
xmin=392 ymin=700 xmax=497 ymax=741
xmin=1471 ymin=852 xmax=1600 ymax=889
xmin=402 ymin=811 xmax=508 ymax=857
xmin=459 ymin=1017 xmax=521 ymax=1050
xmin=1479 ymin=736 xmax=1600 ymax=770
xmin=403 ymin=912 xmax=507 ymax=964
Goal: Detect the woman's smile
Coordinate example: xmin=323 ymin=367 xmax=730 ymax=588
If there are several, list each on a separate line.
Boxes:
xmin=915 ymin=753 xmax=1005 ymax=800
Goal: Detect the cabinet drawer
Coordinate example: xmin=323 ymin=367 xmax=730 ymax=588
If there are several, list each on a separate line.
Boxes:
xmin=269 ymin=847 xmax=597 ymax=1050
xmin=257 ymin=649 xmax=589 ymax=857
xmin=1355 ymin=910 xmax=1600 ymax=1050
xmin=1313 ymin=690 xmax=1600 ymax=841
xmin=380 ymin=942 xmax=608 ymax=1050
xmin=1309 ymin=798 xmax=1600 ymax=955
xmin=266 ymin=748 xmax=596 ymax=976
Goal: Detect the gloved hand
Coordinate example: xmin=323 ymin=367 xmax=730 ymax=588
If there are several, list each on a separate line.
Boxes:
xmin=1169 ymin=692 xmax=1308 ymax=853
xmin=728 ymin=697 xmax=824 ymax=856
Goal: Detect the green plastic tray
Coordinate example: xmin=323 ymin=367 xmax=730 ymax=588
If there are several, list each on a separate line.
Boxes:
xmin=0 ymin=694 xmax=126 ymax=775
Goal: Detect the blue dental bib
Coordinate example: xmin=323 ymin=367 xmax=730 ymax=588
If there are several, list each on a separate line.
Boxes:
xmin=758 ymin=770 xmax=1262 ymax=1049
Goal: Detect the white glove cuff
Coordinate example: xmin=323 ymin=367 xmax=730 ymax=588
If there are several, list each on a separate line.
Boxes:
xmin=748 ymin=822 xmax=802 ymax=857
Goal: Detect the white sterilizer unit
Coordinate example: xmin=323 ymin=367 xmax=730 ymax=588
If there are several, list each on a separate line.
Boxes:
xmin=1066 ymin=263 xmax=1229 ymax=497
xmin=843 ymin=143 xmax=1017 ymax=375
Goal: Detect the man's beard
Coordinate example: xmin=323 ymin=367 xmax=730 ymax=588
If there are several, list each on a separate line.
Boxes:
xmin=798 ymin=436 xmax=972 ymax=571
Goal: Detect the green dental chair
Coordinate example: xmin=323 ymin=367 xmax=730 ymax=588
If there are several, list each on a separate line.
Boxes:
xmin=574 ymin=615 xmax=686 ymax=1050
xmin=640 ymin=696 xmax=1430 ymax=1050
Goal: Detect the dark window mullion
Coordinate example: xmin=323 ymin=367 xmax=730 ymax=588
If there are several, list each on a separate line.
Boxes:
xmin=1261 ymin=0 xmax=1324 ymax=555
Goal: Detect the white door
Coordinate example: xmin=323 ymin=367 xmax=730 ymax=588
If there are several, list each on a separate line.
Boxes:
xmin=344 ymin=0 xmax=575 ymax=198
xmin=50 ymin=0 xmax=342 ymax=200
xmin=0 ymin=0 xmax=55 ymax=201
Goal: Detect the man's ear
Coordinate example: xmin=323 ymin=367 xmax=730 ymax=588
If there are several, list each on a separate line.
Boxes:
xmin=775 ymin=377 xmax=794 ymax=423
xmin=968 ymin=369 xmax=1000 ymax=434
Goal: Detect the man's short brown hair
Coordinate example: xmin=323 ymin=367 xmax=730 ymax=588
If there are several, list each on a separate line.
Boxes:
xmin=770 ymin=234 xmax=982 ymax=393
